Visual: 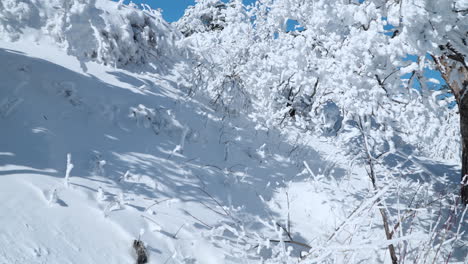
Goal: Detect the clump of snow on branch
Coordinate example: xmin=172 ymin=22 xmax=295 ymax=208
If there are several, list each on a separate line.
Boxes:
xmin=0 ymin=0 xmax=183 ymax=67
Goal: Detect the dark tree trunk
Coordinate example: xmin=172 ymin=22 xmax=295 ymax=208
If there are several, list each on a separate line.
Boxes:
xmin=459 ymin=94 xmax=468 ymax=204
xmin=433 ymin=49 xmax=468 ymax=204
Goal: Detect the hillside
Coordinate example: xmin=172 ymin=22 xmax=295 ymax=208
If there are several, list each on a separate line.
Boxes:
xmin=0 ymin=0 xmax=467 ymax=263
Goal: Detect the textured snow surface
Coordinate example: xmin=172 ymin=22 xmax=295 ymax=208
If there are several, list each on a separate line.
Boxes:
xmin=0 ymin=41 xmax=236 ymax=263
xmin=0 ymin=172 xmax=134 ymax=263
xmin=0 ymin=40 xmax=334 ymax=263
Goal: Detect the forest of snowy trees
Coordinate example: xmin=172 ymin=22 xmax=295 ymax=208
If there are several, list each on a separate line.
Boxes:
xmin=176 ymin=2 xmax=468 ymax=261
xmin=180 ymin=0 xmax=468 ymax=194
xmin=0 ymin=0 xmax=467 ymax=263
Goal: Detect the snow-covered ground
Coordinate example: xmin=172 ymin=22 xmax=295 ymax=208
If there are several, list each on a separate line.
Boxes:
xmin=1 ymin=39 xmax=465 ymax=263
xmin=0 ymin=1 xmax=467 ymax=263
xmin=0 ymin=39 xmax=333 ymax=263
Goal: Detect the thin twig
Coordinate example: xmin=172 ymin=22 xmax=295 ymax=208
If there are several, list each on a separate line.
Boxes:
xmin=276 ymin=223 xmax=293 ymax=241
xmin=197 ymin=187 xmax=231 ymax=217
xmin=144 ymin=198 xmax=172 ymax=212
xmin=141 ymin=214 xmax=160 ymax=225
xmin=198 ymin=200 xmax=227 ymax=217
xmin=183 ymin=210 xmax=213 ymax=229
xmin=358 ymin=116 xmax=398 ymax=264
xmin=286 ymin=191 xmax=291 ymax=235
xmin=173 ymin=224 xmax=185 ymax=239
xmin=270 ymin=239 xmax=312 ymax=249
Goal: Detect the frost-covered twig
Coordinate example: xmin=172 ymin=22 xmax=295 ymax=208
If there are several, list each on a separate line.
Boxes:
xmin=357 ymin=116 xmax=398 ymax=264
xmin=48 ymin=188 xmax=58 ymax=205
xmin=103 ymin=201 xmax=122 ymax=217
xmin=174 ymin=126 xmax=189 ymax=154
xmin=64 ymin=153 xmax=74 ymax=188
xmin=303 ymin=161 xmax=315 ymax=180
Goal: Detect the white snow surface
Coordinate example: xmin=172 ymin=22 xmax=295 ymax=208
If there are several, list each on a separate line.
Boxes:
xmin=0 ymin=39 xmax=238 ymax=263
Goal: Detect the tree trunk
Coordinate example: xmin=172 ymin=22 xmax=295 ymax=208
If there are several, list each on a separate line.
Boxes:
xmin=459 ymin=97 xmax=468 ymax=204
xmin=433 ymin=50 xmax=468 ymax=204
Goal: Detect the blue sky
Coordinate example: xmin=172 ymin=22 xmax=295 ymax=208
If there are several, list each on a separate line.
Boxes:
xmin=121 ymin=0 xmax=256 ymax=22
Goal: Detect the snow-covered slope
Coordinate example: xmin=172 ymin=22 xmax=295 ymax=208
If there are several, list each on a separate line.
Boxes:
xmin=1 ymin=39 xmax=466 ymax=263
xmin=0 ymin=37 xmax=331 ymax=263
xmin=1 ymin=1 xmax=467 ymax=264
xmin=0 ymin=38 xmax=266 ymax=263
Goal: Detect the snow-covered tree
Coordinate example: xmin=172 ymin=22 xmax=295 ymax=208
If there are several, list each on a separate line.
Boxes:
xmin=177 ymin=0 xmax=254 ymax=115
xmin=182 ymin=0 xmax=467 ymax=202
xmin=0 ymin=0 xmax=183 ymax=67
xmin=176 ymin=0 xmax=229 ymax=37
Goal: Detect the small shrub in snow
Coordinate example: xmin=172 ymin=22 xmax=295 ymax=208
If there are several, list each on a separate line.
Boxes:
xmin=118 ymin=192 xmax=129 ymax=206
xmin=133 ymin=239 xmax=148 ymax=264
xmin=130 ymin=104 xmax=159 ymax=131
xmin=96 ymin=187 xmax=106 ymax=202
xmin=47 ymin=188 xmax=58 ymax=206
xmin=103 ymin=201 xmax=122 ymax=217
xmin=90 ymin=152 xmax=106 ymax=177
